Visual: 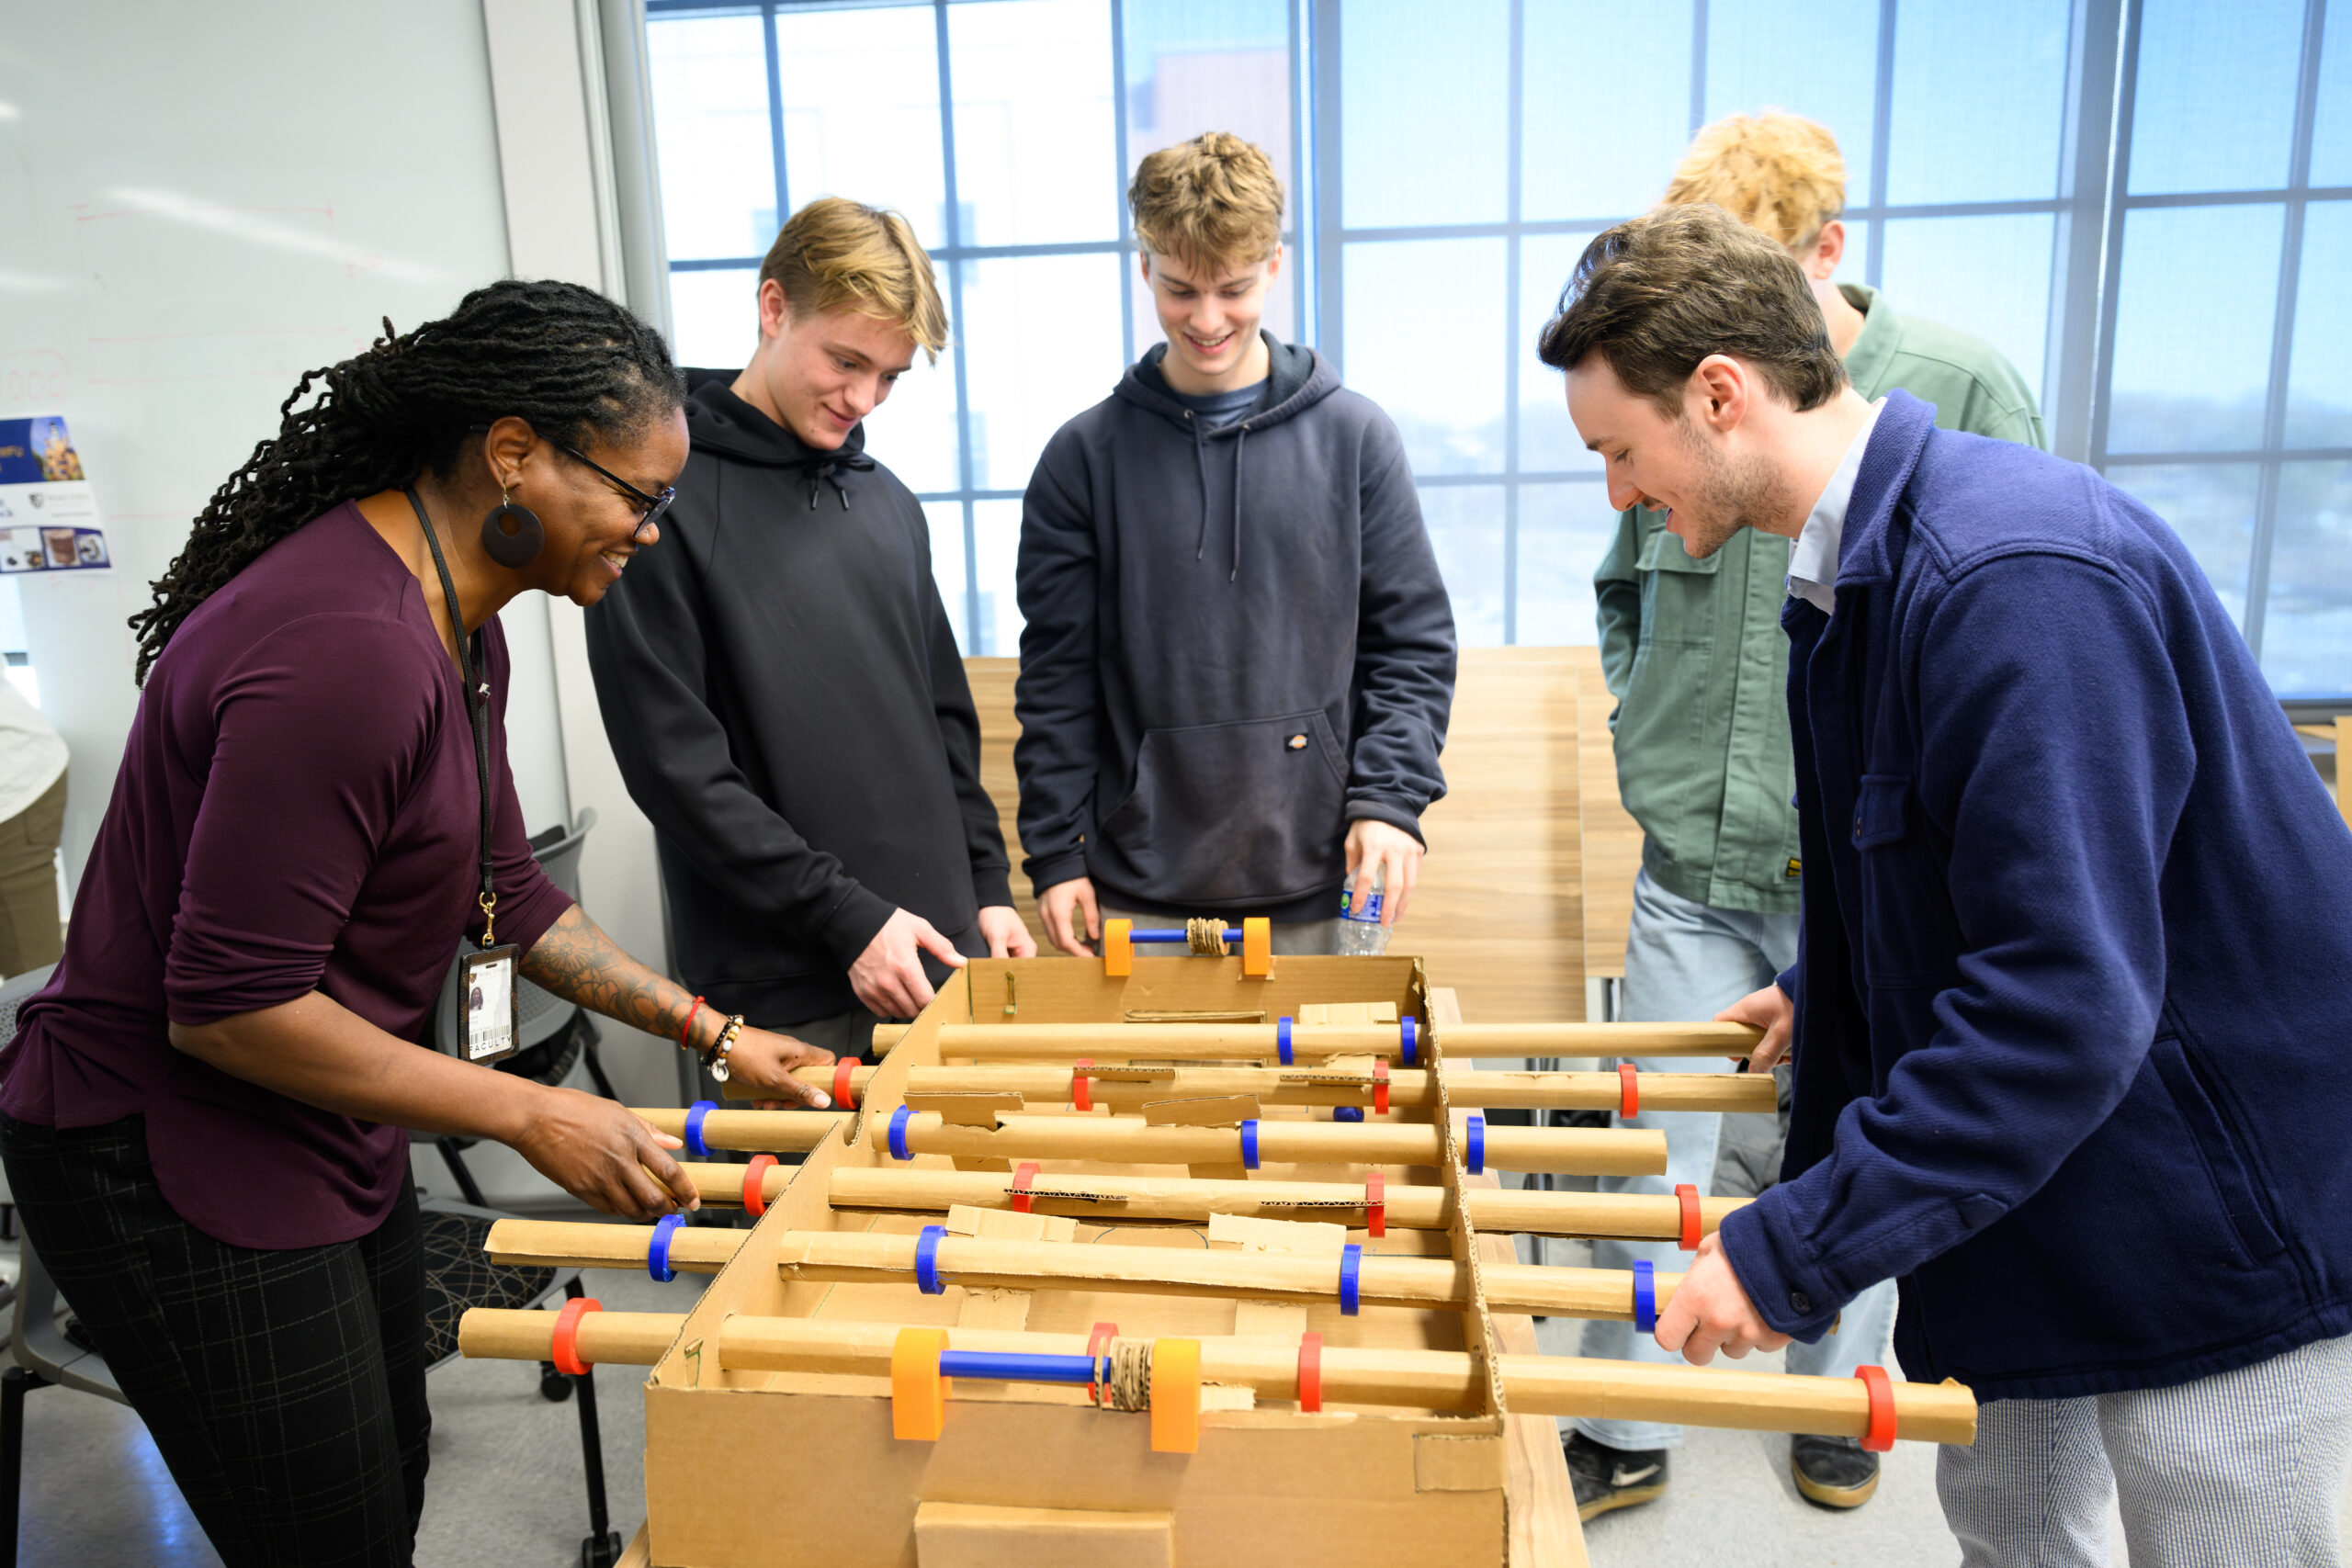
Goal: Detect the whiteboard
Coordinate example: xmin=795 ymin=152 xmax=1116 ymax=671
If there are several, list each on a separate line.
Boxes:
xmin=0 ymin=0 xmax=575 ymax=889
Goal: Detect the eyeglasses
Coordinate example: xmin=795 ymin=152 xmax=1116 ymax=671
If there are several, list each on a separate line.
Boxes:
xmin=558 ymin=443 xmax=676 ymax=536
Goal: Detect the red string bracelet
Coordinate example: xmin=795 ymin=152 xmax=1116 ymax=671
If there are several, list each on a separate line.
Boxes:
xmin=678 ymin=996 xmax=707 ymax=1051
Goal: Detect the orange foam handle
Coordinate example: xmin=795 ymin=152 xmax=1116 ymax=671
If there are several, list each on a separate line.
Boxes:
xmin=1150 ymin=1337 xmax=1202 ymax=1453
xmin=891 ymin=1327 xmax=951 ymax=1441
xmin=1011 ymin=1161 xmax=1040 ymax=1214
xmin=1619 ymin=1063 xmax=1639 ymax=1118
xmin=1240 ymin=918 xmax=1272 ymax=977
xmin=1072 ymin=1060 xmax=1094 ymax=1112
xmin=741 ymin=1154 xmax=778 ymax=1218
xmin=1858 ymin=1364 xmax=1897 ymax=1451
xmin=550 ymin=1296 xmax=602 ymax=1377
xmin=1103 ymin=919 xmax=1134 ymax=977
xmin=1296 ymin=1331 xmax=1324 ymax=1413
xmin=1372 ymin=1058 xmax=1389 ymax=1115
xmin=833 ymin=1056 xmax=861 ymax=1111
xmin=1677 ymin=1183 xmax=1702 ymax=1250
xmin=1365 ymin=1171 xmax=1386 ymax=1238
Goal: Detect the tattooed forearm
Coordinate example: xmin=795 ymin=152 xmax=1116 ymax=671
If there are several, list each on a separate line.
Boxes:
xmin=522 ymin=905 xmax=708 ymax=1049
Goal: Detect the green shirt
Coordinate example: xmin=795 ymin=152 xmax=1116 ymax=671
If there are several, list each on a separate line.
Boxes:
xmin=1594 ymin=284 xmax=2048 ymax=913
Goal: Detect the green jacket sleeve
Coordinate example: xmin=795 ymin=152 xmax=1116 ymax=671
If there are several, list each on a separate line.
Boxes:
xmin=1593 ymin=503 xmax=1646 ymax=705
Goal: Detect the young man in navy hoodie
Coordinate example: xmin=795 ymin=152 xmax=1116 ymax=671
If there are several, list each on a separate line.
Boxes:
xmin=588 ymin=198 xmax=1034 ymax=1055
xmin=1015 ymin=132 xmax=1456 ymax=953
xmin=1544 ymin=203 xmax=2352 ymax=1563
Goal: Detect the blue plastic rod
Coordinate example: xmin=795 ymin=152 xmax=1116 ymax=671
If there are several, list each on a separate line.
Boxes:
xmin=1130 ymin=928 xmax=1245 ymax=943
xmin=936 ymin=1350 xmax=1098 ymax=1383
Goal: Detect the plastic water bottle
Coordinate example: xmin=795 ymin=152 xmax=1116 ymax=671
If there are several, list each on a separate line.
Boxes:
xmin=1337 ymin=868 xmax=1390 ymax=956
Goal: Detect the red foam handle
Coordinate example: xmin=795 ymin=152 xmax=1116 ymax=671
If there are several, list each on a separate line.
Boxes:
xmin=1858 ymin=1364 xmax=1896 ymax=1452
xmin=1297 ymin=1330 xmax=1324 ymax=1413
xmin=1619 ymin=1062 xmax=1639 ymax=1118
xmin=1372 ymin=1058 xmax=1390 ymax=1115
xmin=1011 ymin=1161 xmax=1040 ymax=1214
xmin=1072 ymin=1059 xmax=1094 ymax=1112
xmin=1087 ymin=1321 xmax=1120 ymax=1404
xmin=741 ymin=1154 xmax=778 ymax=1218
xmin=551 ymin=1296 xmax=602 ymax=1377
xmin=1365 ymin=1171 xmax=1386 ymax=1238
xmin=833 ymin=1055 xmax=861 ymax=1111
xmin=1676 ymin=1182 xmax=1702 ymax=1250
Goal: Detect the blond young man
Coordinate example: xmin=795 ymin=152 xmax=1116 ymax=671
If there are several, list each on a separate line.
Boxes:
xmin=588 ymin=198 xmax=1033 ymax=1055
xmin=1014 ymin=133 xmax=1456 ymax=955
xmin=1568 ymin=112 xmax=2045 ymax=1522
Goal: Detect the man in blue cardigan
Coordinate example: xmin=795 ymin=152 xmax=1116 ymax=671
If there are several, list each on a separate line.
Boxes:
xmin=1540 ymin=203 xmax=2352 ymax=1562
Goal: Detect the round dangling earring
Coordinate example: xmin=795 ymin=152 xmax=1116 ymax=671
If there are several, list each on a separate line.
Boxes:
xmin=480 ymin=488 xmax=545 ymax=569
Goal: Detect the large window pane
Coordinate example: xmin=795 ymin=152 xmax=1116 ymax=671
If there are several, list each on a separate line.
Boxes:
xmin=972 ymin=497 xmax=1025 ymax=658
xmin=1517 ymin=482 xmax=1620 ymax=646
xmin=1345 ymin=238 xmax=1507 ymax=476
xmin=1886 ymin=0 xmax=2070 ymax=205
xmin=2128 ymin=0 xmax=2303 ymax=196
xmin=666 ymin=268 xmax=760 ymax=373
xmin=950 ymin=0 xmax=1118 ymax=246
xmin=869 ymin=347 xmax=964 ymax=497
xmin=1705 ymin=0 xmax=1879 ymax=207
xmin=1521 ymin=2 xmax=1691 ymax=222
xmin=925 ymin=499 xmax=971 ymax=654
xmin=2109 ymin=463 xmax=2260 ymax=626
xmin=1419 ymin=484 xmax=1506 ymax=647
xmin=2264 ymin=461 xmax=2352 ymax=696
xmin=775 ymin=5 xmax=947 ymax=250
xmin=2286 ymin=200 xmax=2352 ymax=448
xmin=1519 ymin=231 xmax=1607 ymax=478
xmin=958 ymin=254 xmax=1125 ymax=491
xmin=1341 ymin=0 xmax=1509 ymax=228
xmin=2313 ymin=0 xmax=2352 ymax=187
xmin=1123 ymin=0 xmax=1292 ymax=174
xmin=2106 ymin=205 xmax=2284 ymax=454
xmin=649 ymin=17 xmax=775 ymax=262
xmin=1876 ymin=213 xmax=2056 ymax=402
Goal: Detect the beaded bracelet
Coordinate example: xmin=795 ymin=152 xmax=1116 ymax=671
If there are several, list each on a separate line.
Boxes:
xmin=705 ymin=1014 xmax=747 ymax=1083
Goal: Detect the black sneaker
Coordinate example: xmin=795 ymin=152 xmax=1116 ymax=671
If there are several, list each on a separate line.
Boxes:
xmin=1563 ymin=1429 xmax=1668 ymax=1521
xmin=1791 ymin=1434 xmax=1880 ymax=1508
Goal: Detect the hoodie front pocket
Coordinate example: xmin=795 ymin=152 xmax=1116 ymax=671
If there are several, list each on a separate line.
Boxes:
xmin=1095 ymin=712 xmax=1348 ymax=907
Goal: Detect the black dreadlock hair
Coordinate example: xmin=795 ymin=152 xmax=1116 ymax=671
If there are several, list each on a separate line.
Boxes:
xmin=130 ymin=278 xmax=684 ymax=684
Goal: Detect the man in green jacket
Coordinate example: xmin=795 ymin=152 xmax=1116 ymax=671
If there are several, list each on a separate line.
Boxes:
xmin=1566 ymin=111 xmax=2046 ymax=1524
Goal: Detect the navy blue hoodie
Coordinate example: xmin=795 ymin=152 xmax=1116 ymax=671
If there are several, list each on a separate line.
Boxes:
xmin=1724 ymin=390 xmax=2352 ymax=1402
xmin=1013 ymin=335 xmax=1456 ymax=919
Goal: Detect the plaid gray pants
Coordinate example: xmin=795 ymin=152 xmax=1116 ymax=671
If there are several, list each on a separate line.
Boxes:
xmin=1939 ymin=1333 xmax=2352 ymax=1566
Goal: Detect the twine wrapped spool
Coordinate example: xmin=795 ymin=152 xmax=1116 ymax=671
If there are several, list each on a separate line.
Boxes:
xmin=1184 ymin=919 xmax=1228 ymax=955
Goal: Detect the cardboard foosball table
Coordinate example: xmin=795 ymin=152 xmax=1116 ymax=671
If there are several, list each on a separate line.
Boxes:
xmin=461 ymin=940 xmax=1974 ymax=1567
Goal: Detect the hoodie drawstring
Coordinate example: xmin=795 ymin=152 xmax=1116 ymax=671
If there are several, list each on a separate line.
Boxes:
xmin=1228 ymin=424 xmax=1248 ymax=582
xmin=1189 ymin=416 xmax=1215 ymax=563
xmin=1188 ymin=413 xmax=1252 ymax=581
xmin=789 ymin=450 xmax=876 ymax=511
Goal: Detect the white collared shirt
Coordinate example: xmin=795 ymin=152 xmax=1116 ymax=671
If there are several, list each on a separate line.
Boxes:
xmin=1785 ymin=399 xmax=1887 ymax=616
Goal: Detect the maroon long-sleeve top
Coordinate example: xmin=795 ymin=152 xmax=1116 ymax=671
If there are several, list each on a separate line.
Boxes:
xmin=0 ymin=502 xmax=573 ymax=1247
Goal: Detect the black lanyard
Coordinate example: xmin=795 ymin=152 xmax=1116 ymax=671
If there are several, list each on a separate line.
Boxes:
xmin=402 ymin=488 xmax=500 ymax=949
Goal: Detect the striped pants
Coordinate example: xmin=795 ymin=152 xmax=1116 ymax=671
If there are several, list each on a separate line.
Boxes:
xmin=1938 ymin=1334 xmax=2352 ymax=1567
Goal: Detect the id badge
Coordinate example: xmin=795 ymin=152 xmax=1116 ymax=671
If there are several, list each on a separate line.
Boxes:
xmin=460 ymin=944 xmax=522 ymax=1065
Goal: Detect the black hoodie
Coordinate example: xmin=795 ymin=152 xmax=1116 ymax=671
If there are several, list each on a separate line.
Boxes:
xmin=1014 ymin=335 xmax=1457 ymax=921
xmin=585 ymin=371 xmax=1010 ymax=1024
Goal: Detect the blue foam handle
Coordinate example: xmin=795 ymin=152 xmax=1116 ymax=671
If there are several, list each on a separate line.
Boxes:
xmin=1400 ymin=1016 xmax=1418 ymax=1066
xmin=1340 ymin=1243 xmax=1363 ymax=1315
xmin=888 ymin=1104 xmax=914 ymax=1161
xmin=1241 ymin=1119 xmax=1261 ymax=1170
xmin=1333 ymin=1105 xmax=1364 ymax=1122
xmin=684 ymin=1100 xmax=716 ymax=1158
xmin=647 ymin=1213 xmax=684 ymax=1282
xmin=1466 ymin=1113 xmax=1486 ymax=1176
xmin=1278 ymin=1016 xmax=1294 ymax=1066
xmin=1633 ymin=1259 xmax=1657 ymax=1333
xmin=915 ymin=1224 xmax=948 ymax=1294
xmin=939 ymin=1350 xmax=1097 ymax=1383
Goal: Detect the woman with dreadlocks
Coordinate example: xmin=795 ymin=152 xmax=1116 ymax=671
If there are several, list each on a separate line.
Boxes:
xmin=0 ymin=279 xmax=835 ymax=1566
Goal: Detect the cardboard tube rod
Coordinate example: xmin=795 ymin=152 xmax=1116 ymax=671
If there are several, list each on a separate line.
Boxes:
xmin=634 ymin=1107 xmax=843 ymax=1153
xmin=824 ymin=1167 xmax=1747 ymax=1239
xmin=787 ymin=1063 xmax=1775 ymax=1114
xmin=771 ymin=1230 xmax=1682 ymax=1321
xmin=921 ymin=1021 xmax=1763 ymax=1062
xmin=486 ymin=1218 xmax=747 ymax=1275
xmin=456 ymin=1311 xmax=1974 ymax=1444
xmin=882 ymin=1111 xmax=1665 ymax=1177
